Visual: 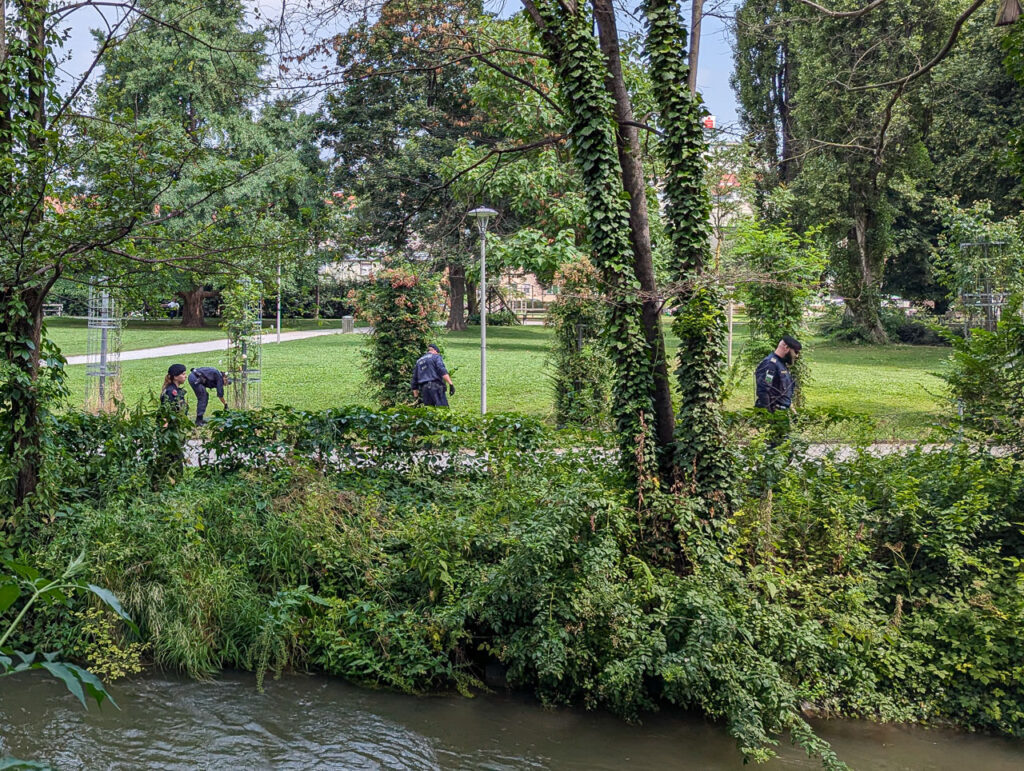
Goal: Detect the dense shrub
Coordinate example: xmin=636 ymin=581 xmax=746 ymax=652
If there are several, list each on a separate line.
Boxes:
xmin=817 ymin=304 xmax=953 ymax=346
xmin=734 ymin=218 xmax=825 ymax=398
xmin=546 ymin=259 xmax=610 ymax=428
xmin=353 ymin=265 xmax=443 ymax=407
xmin=13 ymin=405 xmax=1024 ymax=767
xmin=939 ymin=297 xmax=1024 ymax=448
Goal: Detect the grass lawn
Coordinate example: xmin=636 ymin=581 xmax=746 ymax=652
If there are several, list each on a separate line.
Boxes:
xmin=60 ymin=323 xmax=954 ymax=440
xmin=46 ymin=317 xmax=346 ymax=357
xmin=61 ymin=326 xmax=560 ymax=419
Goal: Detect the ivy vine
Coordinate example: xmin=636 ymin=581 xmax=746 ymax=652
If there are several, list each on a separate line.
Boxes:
xmin=532 ymin=0 xmax=660 ymax=491
xmin=644 ymin=0 xmax=733 ymax=510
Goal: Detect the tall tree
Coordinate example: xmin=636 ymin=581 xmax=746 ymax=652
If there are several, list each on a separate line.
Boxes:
xmin=517 ymin=0 xmax=733 ymax=501
xmin=734 ymin=0 xmax=974 ymax=341
xmin=93 ymin=0 xmax=289 ymax=328
xmin=318 ymin=0 xmax=493 ymax=330
xmin=0 ymin=1 xmax=294 ymax=509
xmin=732 ymin=0 xmax=801 ymax=209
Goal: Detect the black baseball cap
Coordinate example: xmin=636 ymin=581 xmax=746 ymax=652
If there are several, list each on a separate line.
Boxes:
xmin=168 ymin=363 xmax=186 ymax=377
xmin=427 ymin=343 xmax=440 ymax=353
xmin=781 ymin=335 xmax=802 ymax=352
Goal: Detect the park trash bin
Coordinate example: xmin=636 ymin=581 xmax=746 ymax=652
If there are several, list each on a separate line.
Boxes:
xmin=342 ymin=315 xmax=355 ymax=334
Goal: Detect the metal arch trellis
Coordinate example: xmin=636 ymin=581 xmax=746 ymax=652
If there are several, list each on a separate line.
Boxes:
xmin=226 ymin=279 xmax=263 ymax=411
xmin=958 ymin=241 xmax=1011 ymax=336
xmin=84 ymin=279 xmax=123 ymax=413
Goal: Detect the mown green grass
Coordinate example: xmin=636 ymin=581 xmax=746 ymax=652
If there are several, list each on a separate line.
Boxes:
xmin=46 ymin=317 xmax=346 ymax=357
xmin=61 ymin=326 xmax=560 ymax=419
xmin=720 ymin=326 xmax=949 ymax=439
xmin=60 ymin=323 xmax=953 ymax=439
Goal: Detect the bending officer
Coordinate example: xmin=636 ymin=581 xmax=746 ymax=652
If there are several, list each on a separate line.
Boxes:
xmin=188 ymin=366 xmax=230 ymax=425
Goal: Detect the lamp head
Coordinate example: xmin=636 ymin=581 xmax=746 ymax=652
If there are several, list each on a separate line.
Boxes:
xmin=467 ymin=206 xmax=498 ymax=234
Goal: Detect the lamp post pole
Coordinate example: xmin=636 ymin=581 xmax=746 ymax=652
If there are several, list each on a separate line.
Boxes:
xmin=468 ymin=207 xmax=497 ymax=415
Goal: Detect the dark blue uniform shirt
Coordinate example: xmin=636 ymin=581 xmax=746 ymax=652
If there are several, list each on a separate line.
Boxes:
xmin=754 ymin=354 xmax=794 ymax=412
xmin=161 ymin=383 xmax=186 ymax=410
xmin=190 ymin=367 xmax=226 ymax=398
xmin=411 ymin=353 xmax=449 ymax=390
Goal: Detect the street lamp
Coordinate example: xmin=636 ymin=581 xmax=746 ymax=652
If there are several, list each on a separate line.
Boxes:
xmin=467 ymin=206 xmax=497 ymax=414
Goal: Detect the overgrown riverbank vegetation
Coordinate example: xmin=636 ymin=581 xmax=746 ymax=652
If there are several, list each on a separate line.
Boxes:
xmin=3 ymin=405 xmax=1021 ymax=768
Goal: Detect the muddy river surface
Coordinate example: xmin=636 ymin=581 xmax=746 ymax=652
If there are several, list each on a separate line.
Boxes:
xmin=3 ymin=671 xmax=1024 ymax=769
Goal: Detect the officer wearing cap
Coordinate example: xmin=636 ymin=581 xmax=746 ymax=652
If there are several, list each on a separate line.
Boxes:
xmin=161 ymin=363 xmax=188 ymax=411
xmin=411 ymin=343 xmax=455 ymax=407
xmin=187 ymin=366 xmax=230 ymax=426
xmin=754 ymin=335 xmax=801 ymax=412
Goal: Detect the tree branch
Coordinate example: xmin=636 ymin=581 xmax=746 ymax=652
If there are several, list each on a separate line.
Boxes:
xmin=791 ymin=0 xmax=888 ymax=18
xmin=439 ymin=133 xmax=568 ymax=191
xmin=848 ymin=0 xmax=988 ymax=91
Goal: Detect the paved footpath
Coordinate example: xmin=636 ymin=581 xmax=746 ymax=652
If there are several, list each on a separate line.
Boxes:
xmin=65 ymin=327 xmax=369 ymax=366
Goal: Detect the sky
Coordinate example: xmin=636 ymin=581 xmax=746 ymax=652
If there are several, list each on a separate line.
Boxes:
xmin=56 ymin=1 xmax=740 ymax=127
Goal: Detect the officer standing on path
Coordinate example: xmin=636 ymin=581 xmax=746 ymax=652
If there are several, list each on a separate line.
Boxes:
xmin=161 ymin=364 xmax=188 ymax=411
xmin=754 ymin=335 xmax=801 ymax=413
xmin=187 ymin=366 xmax=230 ymax=425
xmin=411 ymin=344 xmax=455 ymax=407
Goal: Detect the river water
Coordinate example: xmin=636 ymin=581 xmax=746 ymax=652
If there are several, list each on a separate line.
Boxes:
xmin=3 ymin=672 xmax=1024 ymax=770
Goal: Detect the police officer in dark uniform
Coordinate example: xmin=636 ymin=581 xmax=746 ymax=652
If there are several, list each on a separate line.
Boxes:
xmin=161 ymin=363 xmax=188 ymax=411
xmin=157 ymin=363 xmax=188 ymax=484
xmin=187 ymin=366 xmax=230 ymax=425
xmin=754 ymin=335 xmax=801 ymax=413
xmin=411 ymin=344 xmax=455 ymax=407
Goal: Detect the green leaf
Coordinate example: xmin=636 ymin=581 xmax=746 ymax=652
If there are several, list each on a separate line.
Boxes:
xmin=86 ymin=584 xmax=137 ymax=632
xmin=39 ymin=661 xmax=87 ymax=708
xmin=0 ymin=583 xmax=20 ymax=616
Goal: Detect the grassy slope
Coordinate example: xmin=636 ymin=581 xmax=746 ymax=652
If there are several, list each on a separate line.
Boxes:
xmin=46 ymin=317 xmax=346 ymax=357
xmin=59 ymin=323 xmax=952 ymax=439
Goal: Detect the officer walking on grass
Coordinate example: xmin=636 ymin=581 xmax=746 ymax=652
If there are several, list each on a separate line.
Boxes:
xmin=411 ymin=344 xmax=455 ymax=407
xmin=754 ymin=335 xmax=802 ymax=414
xmin=187 ymin=366 xmax=230 ymax=426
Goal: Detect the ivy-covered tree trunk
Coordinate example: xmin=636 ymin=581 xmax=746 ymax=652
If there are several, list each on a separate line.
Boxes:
xmin=178 ymin=287 xmax=214 ymax=328
xmin=645 ymin=0 xmax=733 ymax=511
xmin=1 ymin=284 xmax=52 ymax=509
xmin=0 ymin=1 xmax=54 ymax=510
xmin=842 ymin=197 xmax=888 ymax=343
xmin=593 ymin=0 xmax=676 ymax=461
xmin=523 ymin=0 xmax=661 ymax=491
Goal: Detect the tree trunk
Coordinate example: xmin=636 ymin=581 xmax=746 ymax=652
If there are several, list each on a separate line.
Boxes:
xmin=179 ymin=287 xmax=211 ymax=328
xmin=2 ymin=2 xmax=52 ymax=509
xmin=1 ymin=285 xmax=47 ymax=509
xmin=688 ymin=0 xmax=703 ymax=94
xmin=844 ymin=207 xmax=888 ymax=343
xmin=447 ymin=261 xmax=467 ymax=331
xmin=593 ymin=0 xmax=676 ymax=455
xmin=466 ymin=278 xmax=478 ymax=319
xmin=778 ymin=41 xmax=798 ymax=185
